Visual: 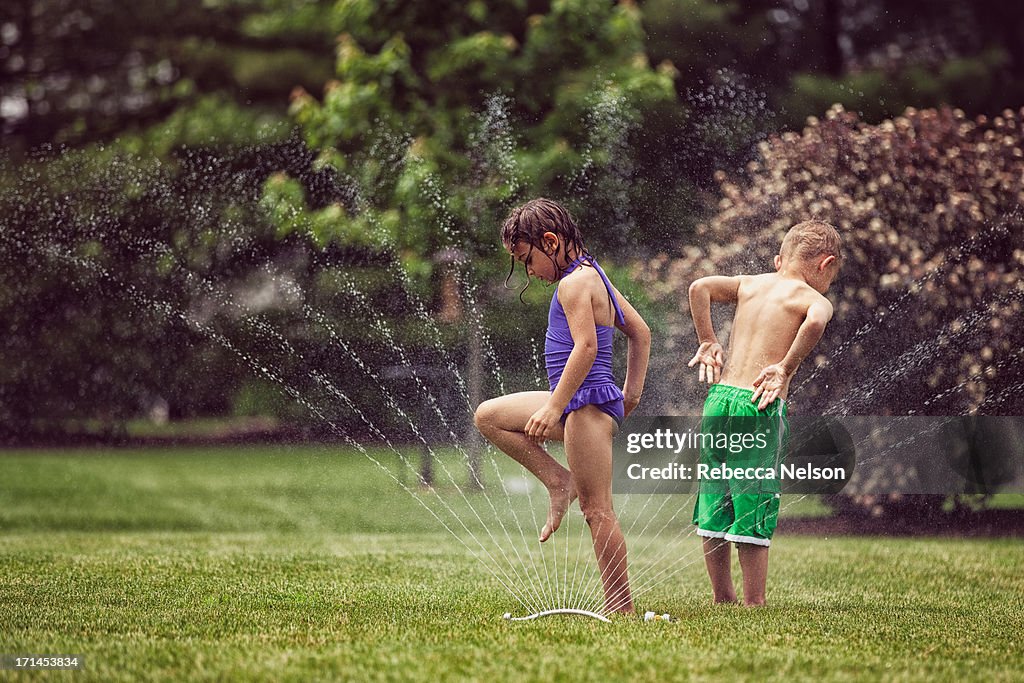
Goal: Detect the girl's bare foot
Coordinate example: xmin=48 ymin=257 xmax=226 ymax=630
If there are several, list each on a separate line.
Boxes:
xmin=539 ymin=473 xmax=576 ymax=542
xmin=604 ymin=603 xmax=635 ymax=615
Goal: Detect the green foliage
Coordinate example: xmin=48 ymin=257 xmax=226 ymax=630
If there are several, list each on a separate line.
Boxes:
xmin=118 ymin=95 xmax=292 ymax=156
xmin=240 ymin=0 xmax=339 ymax=41
xmin=7 ymin=0 xmax=1024 ymax=439
xmin=643 ymin=0 xmax=778 ymax=82
xmin=786 ymin=50 xmax=1011 ymax=125
xmin=0 ymin=1 xmax=350 ymax=436
xmin=0 ymin=147 xmax=240 ymax=426
xmin=284 ymin=0 xmax=677 ymax=265
xmin=643 ymin=0 xmax=1024 ymax=132
xmin=1 ymin=0 xmax=334 ymax=151
xmin=267 ymin=1 xmax=679 ymax=426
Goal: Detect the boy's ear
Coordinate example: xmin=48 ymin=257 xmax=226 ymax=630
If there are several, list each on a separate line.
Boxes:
xmin=819 ymin=255 xmax=836 ymax=271
xmin=773 ymin=254 xmax=782 ymax=271
xmin=542 ymin=231 xmax=559 ymax=254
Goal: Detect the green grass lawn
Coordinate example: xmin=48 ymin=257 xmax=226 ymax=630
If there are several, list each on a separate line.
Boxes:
xmin=1 ymin=446 xmax=1022 ymax=682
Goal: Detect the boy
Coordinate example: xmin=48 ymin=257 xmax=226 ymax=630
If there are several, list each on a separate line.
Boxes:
xmin=686 ymin=220 xmax=842 ymax=606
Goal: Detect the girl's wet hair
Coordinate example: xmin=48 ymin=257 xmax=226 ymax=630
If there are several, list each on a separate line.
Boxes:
xmin=501 ymin=198 xmax=587 ymax=300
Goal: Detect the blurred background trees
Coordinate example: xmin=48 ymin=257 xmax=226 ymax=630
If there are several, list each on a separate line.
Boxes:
xmin=1 ymin=0 xmax=1022 ymax=443
xmin=639 ymin=104 xmax=1024 ymax=415
xmin=1 ymin=0 xmax=335 ymax=152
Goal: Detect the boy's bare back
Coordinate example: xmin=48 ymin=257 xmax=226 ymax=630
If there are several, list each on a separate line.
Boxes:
xmin=689 ymin=220 xmax=842 ymax=410
xmin=721 ymin=273 xmax=831 ymax=397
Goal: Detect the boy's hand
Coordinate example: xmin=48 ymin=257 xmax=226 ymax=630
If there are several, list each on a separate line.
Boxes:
xmin=525 ymin=403 xmax=563 ymax=445
xmin=751 ymin=364 xmax=789 ymax=410
xmin=687 ymin=341 xmax=724 ymax=384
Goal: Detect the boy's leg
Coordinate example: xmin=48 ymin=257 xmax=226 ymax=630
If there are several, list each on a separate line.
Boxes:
xmin=694 ymin=387 xmax=736 ymax=603
xmin=564 ymin=405 xmax=633 ymax=614
xmin=736 ymin=544 xmax=769 ymax=606
xmin=702 ymin=537 xmax=738 ymax=604
xmin=726 ymin=490 xmax=775 ymax=605
xmin=474 ymin=391 xmax=573 ymax=541
xmin=727 ymin=405 xmax=784 ymax=607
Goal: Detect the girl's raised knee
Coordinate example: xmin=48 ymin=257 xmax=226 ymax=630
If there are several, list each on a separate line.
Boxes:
xmin=472 ymin=405 xmax=484 ymax=429
xmin=473 ymin=400 xmax=495 ymax=430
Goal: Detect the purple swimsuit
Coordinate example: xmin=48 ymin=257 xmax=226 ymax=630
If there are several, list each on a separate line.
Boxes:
xmin=545 ymin=254 xmax=626 ymax=426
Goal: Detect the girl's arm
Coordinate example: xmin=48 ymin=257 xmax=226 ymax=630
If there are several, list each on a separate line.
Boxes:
xmin=524 ymin=276 xmax=598 ymax=444
xmin=612 ymin=286 xmax=650 ymax=418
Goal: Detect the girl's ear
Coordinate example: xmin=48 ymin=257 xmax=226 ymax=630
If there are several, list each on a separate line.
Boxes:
xmin=773 ymin=254 xmax=782 ymax=271
xmin=542 ymin=231 xmax=560 ymax=254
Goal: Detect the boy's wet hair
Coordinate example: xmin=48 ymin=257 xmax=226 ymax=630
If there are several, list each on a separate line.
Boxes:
xmin=781 ymin=220 xmax=843 ymax=266
xmin=501 ymin=198 xmax=587 ymax=299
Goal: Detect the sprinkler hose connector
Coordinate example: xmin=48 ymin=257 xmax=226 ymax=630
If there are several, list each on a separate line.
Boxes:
xmin=644 ymin=611 xmax=672 ymax=622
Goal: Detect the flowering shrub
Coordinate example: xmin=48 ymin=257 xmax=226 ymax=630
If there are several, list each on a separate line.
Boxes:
xmin=644 ymin=105 xmax=1024 ymax=419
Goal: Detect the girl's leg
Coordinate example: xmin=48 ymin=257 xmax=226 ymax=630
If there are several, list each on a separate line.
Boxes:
xmin=564 ymin=405 xmax=634 ymax=614
xmin=474 ymin=392 xmax=573 ymax=542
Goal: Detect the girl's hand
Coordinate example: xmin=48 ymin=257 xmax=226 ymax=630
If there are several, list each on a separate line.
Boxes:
xmin=623 ymin=391 xmax=642 ymax=418
xmin=525 ymin=403 xmax=563 ymax=445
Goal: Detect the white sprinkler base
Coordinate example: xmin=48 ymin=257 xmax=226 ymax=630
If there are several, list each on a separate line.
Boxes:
xmin=502 ymin=608 xmax=612 ymax=623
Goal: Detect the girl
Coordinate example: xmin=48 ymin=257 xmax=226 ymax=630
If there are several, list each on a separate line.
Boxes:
xmin=474 ymin=198 xmax=650 ymax=614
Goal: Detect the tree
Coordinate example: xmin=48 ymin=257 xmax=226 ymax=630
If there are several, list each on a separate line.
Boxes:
xmin=641 ymin=0 xmax=1024 ymax=141
xmin=277 ymin=0 xmax=678 ymax=263
xmin=0 ymin=0 xmax=335 ymax=153
xmin=0 ymin=0 xmax=343 ymax=438
xmin=258 ymin=0 xmax=679 ymax=445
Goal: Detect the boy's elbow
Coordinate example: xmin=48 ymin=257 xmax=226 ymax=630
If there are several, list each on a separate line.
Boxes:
xmin=805 ymin=318 xmax=828 ymax=338
xmin=806 ymin=308 xmax=831 ymax=330
xmin=687 ymin=280 xmax=706 ymax=298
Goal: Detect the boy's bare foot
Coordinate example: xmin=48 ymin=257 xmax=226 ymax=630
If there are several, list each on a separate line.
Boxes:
xmin=539 ymin=474 xmax=576 ymax=542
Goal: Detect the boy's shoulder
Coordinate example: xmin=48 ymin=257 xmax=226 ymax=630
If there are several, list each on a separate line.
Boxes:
xmin=739 ymin=272 xmax=788 ymax=293
xmin=744 ymin=272 xmax=829 ymax=307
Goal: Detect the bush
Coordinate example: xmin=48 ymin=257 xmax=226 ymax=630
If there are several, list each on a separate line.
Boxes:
xmin=640 ymin=105 xmax=1024 ymax=512
xmin=643 ymin=104 xmax=1024 ymax=416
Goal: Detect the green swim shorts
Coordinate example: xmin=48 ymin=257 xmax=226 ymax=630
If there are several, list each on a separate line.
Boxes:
xmin=691 ymin=383 xmax=789 ymax=546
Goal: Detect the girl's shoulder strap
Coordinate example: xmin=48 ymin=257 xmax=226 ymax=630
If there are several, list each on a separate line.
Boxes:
xmin=559 ymin=254 xmax=589 ymax=279
xmin=561 ymin=253 xmax=626 ymax=326
xmin=590 ymin=257 xmax=627 ymax=326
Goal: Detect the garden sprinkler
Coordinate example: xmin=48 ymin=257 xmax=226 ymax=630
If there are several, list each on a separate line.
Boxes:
xmin=502 ymin=608 xmax=611 ymax=623
xmin=501 ymin=609 xmax=673 ymax=623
